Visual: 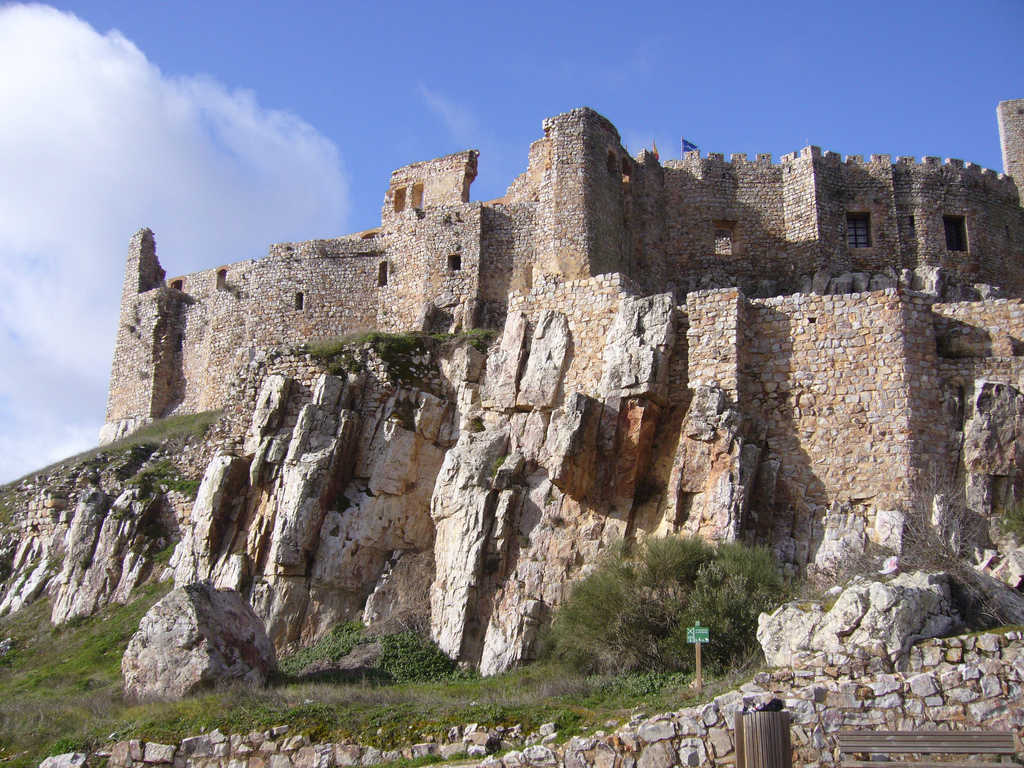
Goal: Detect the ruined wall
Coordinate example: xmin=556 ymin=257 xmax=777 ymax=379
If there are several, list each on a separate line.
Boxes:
xmin=893 ymin=158 xmax=1023 ymax=293
xmin=378 ymin=204 xmax=483 ymax=334
xmin=103 ymin=235 xmax=384 ymax=440
xmin=740 ymin=291 xmax=941 ymax=557
xmin=103 ymin=103 xmax=1024 ymax=447
xmin=999 ymin=99 xmax=1024 ymax=182
xmin=933 ymin=298 xmax=1024 ymax=358
xmin=664 ymin=153 xmax=789 ymax=294
xmin=505 ymin=273 xmax=638 ymax=402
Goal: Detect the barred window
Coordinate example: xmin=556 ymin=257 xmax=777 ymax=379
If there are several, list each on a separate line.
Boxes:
xmin=847 ymin=213 xmax=871 ymax=248
xmin=714 ymin=221 xmax=735 ymax=255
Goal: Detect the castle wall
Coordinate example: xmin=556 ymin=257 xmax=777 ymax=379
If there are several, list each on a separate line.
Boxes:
xmin=506 ymin=273 xmax=637 ymax=402
xmin=664 ymin=153 xmax=789 ymax=294
xmin=685 ymin=288 xmax=746 ymax=400
xmin=999 ymin=99 xmax=1024 ymax=182
xmin=742 ymin=291 xmax=931 ymax=531
xmin=933 ymin=298 xmax=1024 ymax=358
xmin=479 ymin=202 xmax=538 ymax=329
xmin=103 ymin=103 xmax=1024 ymax=453
xmin=893 ymin=158 xmax=1023 ymax=293
xmin=621 ymin=150 xmax=668 ymax=295
xmin=378 ymin=204 xmax=483 ymax=333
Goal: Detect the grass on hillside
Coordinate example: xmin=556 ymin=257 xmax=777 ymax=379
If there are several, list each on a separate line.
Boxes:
xmin=2 ymin=411 xmax=222 ymax=492
xmin=0 ymin=585 xmax=762 ymax=768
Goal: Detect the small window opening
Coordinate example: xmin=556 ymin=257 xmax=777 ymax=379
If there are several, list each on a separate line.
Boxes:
xmin=378 ymin=262 xmax=389 ymax=287
xmin=216 ymin=269 xmax=227 ymax=290
xmin=714 ymin=221 xmax=736 ymax=255
xmin=393 ymin=187 xmax=406 ymax=212
xmin=622 ymin=157 xmax=632 ymax=195
xmin=847 ymin=213 xmax=871 ymax=248
xmin=175 ymin=332 xmax=183 ymax=351
xmin=171 ymin=279 xmax=184 ymax=291
xmin=295 ymin=292 xmax=304 ymax=310
xmin=808 ymin=317 xmax=817 ymax=324
xmin=448 ymin=254 xmax=462 ymax=272
xmin=606 ymin=150 xmax=617 ymax=176
xmin=411 ymin=182 xmax=424 ymax=209
xmin=944 ymin=215 xmax=967 ymax=251
xmin=907 ymin=216 xmax=916 ymax=238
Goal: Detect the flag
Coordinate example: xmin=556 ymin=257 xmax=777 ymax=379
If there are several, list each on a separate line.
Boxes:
xmin=682 ymin=138 xmax=699 ymax=154
xmin=652 ymin=140 xmax=659 ymax=161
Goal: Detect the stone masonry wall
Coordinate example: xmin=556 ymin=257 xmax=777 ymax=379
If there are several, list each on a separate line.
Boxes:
xmin=933 ymin=298 xmax=1024 ymax=358
xmin=104 ymin=103 xmax=1024 ymax=454
xmin=741 ymin=291 xmax=932 ymax=558
xmin=96 ymin=630 xmax=1024 ymax=768
xmin=506 ymin=273 xmax=638 ymax=402
xmin=998 ymin=99 xmax=1024 ymax=185
xmin=378 ymin=204 xmax=483 ymax=334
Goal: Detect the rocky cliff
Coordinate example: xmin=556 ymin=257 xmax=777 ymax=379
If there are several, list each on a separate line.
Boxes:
xmin=4 ymin=285 xmax=1024 ymax=676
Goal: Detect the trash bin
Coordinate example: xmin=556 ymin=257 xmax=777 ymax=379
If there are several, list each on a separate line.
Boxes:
xmin=734 ymin=710 xmax=792 ymax=768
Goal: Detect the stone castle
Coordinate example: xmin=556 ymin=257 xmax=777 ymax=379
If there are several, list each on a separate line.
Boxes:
xmin=99 ymin=100 xmax=1024 ymax=589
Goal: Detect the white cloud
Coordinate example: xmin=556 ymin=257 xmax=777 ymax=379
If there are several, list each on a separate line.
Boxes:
xmin=0 ymin=4 xmax=349 ymax=482
xmin=418 ymin=85 xmax=482 ymax=147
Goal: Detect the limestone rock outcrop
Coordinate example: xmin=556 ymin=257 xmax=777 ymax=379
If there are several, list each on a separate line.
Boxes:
xmin=122 ymin=581 xmax=276 ymax=700
xmin=757 ymin=572 xmax=961 ymax=668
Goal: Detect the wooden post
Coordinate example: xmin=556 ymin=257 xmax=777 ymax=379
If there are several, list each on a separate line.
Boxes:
xmin=735 ymin=711 xmax=746 ymax=768
xmin=695 ymin=637 xmax=702 ymax=695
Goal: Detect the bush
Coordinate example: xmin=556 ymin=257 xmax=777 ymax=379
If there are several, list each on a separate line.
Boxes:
xmin=545 ymin=537 xmax=788 ymax=675
xmin=278 ymin=622 xmax=365 ymax=676
xmin=1000 ymin=500 xmax=1024 ymax=545
xmin=377 ymin=631 xmax=461 ymax=683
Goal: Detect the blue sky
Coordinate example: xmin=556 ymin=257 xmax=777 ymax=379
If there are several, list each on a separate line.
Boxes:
xmin=0 ymin=0 xmax=1022 ymax=482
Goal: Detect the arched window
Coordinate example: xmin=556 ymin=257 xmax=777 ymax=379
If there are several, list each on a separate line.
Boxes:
xmin=216 ymin=269 xmax=227 ymax=290
xmin=171 ymin=279 xmax=183 ymax=291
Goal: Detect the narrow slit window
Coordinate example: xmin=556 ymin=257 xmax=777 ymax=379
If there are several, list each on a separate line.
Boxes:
xmin=378 ymin=262 xmax=389 ymax=287
xmin=847 ymin=213 xmax=871 ymax=248
xmin=216 ymin=269 xmax=227 ymax=290
xmin=393 ymin=187 xmax=406 ymax=212
xmin=907 ymin=216 xmax=916 ymax=238
xmin=944 ymin=215 xmax=967 ymax=251
xmin=448 ymin=254 xmax=462 ymax=272
xmin=607 ymin=150 xmax=617 ymax=176
xmin=295 ymin=292 xmax=304 ymax=310
xmin=411 ymin=182 xmax=424 ymax=208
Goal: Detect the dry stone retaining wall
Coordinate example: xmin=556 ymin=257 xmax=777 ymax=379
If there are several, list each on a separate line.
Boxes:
xmin=92 ymin=630 xmax=1024 ymax=768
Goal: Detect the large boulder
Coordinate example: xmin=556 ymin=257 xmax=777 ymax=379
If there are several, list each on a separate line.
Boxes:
xmin=122 ymin=581 xmax=277 ymax=700
xmin=757 ymin=572 xmax=961 ymax=668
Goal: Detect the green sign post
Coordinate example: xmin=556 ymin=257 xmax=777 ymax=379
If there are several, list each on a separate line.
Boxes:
xmin=686 ymin=622 xmax=710 ymax=695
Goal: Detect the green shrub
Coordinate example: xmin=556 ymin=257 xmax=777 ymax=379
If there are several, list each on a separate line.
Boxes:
xmin=377 ymin=631 xmax=461 ymax=683
xmin=546 ymin=536 xmax=788 ymax=675
xmin=127 ymin=460 xmax=201 ymax=500
xmin=1000 ymin=501 xmax=1024 ymax=545
xmin=278 ymin=622 xmax=366 ymax=676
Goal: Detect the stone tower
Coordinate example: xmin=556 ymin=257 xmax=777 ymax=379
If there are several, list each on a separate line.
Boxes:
xmin=998 ymin=99 xmax=1024 ymax=182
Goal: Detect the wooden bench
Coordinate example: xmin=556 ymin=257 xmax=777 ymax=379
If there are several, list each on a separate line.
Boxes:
xmin=837 ymin=730 xmax=1020 ymax=767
